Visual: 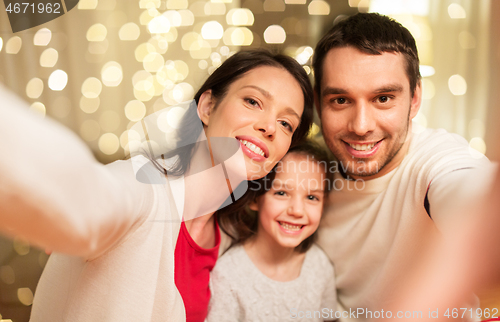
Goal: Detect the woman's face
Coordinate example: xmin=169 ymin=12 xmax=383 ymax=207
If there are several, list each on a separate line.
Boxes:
xmin=198 ymin=66 xmax=305 ymax=180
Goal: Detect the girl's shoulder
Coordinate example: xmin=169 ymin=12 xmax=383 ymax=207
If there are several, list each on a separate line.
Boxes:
xmin=303 ymin=244 xmax=335 ymax=276
xmin=212 ymin=244 xmax=247 ymax=274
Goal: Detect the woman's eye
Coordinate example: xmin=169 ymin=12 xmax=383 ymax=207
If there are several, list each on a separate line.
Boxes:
xmin=245 ymin=98 xmax=259 ymax=107
xmin=279 ymin=120 xmax=293 ymax=132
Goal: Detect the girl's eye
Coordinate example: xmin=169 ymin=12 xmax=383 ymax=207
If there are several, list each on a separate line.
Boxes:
xmin=275 ymin=191 xmax=286 ymax=196
xmin=307 ymin=195 xmax=319 ymax=201
xmin=279 ymin=120 xmax=293 ymax=132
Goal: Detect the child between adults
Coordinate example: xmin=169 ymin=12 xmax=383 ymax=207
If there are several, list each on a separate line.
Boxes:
xmin=207 ymin=141 xmax=336 ymax=322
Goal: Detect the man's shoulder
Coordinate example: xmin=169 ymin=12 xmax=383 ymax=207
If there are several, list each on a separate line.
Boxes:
xmin=409 ymin=126 xmax=487 ymax=164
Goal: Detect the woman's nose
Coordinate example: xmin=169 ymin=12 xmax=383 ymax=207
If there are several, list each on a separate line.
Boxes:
xmin=254 ymin=112 xmax=276 ymax=139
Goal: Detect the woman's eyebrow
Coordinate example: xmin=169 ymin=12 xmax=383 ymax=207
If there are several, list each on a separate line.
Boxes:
xmin=241 ymin=85 xmax=271 ymax=99
xmin=241 ymin=85 xmax=300 ymax=121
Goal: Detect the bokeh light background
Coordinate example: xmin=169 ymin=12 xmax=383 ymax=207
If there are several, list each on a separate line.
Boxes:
xmin=0 ymin=0 xmax=499 ymax=321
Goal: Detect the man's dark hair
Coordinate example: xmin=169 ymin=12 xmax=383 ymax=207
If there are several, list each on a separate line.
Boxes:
xmin=313 ymin=13 xmax=421 ymax=98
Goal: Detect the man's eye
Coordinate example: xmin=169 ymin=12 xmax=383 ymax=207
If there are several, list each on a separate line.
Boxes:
xmin=334 ymin=97 xmax=347 ymax=104
xmin=377 ymin=96 xmax=389 ymax=103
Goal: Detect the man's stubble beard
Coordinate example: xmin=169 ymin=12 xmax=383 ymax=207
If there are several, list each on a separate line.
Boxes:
xmin=325 ymin=108 xmax=412 ymax=179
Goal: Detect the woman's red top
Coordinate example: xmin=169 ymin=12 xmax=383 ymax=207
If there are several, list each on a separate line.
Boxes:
xmin=174 ymin=220 xmax=220 ymax=322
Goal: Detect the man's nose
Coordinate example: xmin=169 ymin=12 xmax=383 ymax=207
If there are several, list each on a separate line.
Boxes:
xmin=348 ymin=102 xmax=375 ymax=137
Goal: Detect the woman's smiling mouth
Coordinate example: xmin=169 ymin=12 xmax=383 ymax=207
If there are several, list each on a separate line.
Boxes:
xmin=236 ymin=136 xmax=269 ymax=161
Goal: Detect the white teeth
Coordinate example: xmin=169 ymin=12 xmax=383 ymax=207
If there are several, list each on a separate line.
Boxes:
xmin=240 ymin=139 xmax=265 ymax=157
xmin=279 ymin=222 xmax=303 ymax=231
xmin=349 ymin=142 xmax=376 ymax=151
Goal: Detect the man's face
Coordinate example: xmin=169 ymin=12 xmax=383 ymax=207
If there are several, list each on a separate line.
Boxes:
xmin=316 ymin=46 xmax=421 ymax=180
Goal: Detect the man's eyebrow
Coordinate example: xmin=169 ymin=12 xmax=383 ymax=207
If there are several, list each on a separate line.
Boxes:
xmin=374 ymin=84 xmax=404 ymax=94
xmin=241 ymin=85 xmax=271 ymax=99
xmin=322 ymin=87 xmax=348 ymax=97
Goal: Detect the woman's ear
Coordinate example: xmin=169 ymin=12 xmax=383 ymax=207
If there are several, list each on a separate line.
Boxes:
xmin=249 ymin=198 xmax=259 ymax=211
xmin=197 ymin=90 xmax=214 ymax=126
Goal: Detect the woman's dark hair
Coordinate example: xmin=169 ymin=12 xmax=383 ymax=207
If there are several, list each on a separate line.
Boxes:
xmin=150 ymin=49 xmax=314 ymax=177
xmin=218 ymin=139 xmax=333 ymax=253
xmin=313 ymin=13 xmax=421 ymax=99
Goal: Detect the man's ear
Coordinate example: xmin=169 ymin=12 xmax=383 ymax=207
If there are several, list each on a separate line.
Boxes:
xmin=314 ymin=90 xmax=321 ymax=117
xmin=197 ymin=90 xmax=214 ymax=126
xmin=409 ymin=80 xmax=422 ymax=120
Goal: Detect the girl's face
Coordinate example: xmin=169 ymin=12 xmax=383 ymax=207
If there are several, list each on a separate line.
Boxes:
xmin=250 ymin=153 xmax=326 ymax=249
xmin=197 ymin=66 xmax=305 ymax=180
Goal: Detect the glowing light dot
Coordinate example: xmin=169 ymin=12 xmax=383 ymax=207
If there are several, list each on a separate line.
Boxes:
xmin=34 ymin=28 xmax=52 ymax=46
xmin=199 ymin=60 xmax=208 ymax=69
xmin=87 ymin=24 xmax=108 ymax=42
xmin=26 ymin=78 xmax=44 ymax=99
xmin=419 ymin=65 xmax=435 ymax=78
xmin=220 ymin=46 xmax=229 ymax=56
xmin=469 ymin=137 xmax=486 ymax=157
xmin=226 ymin=8 xmax=254 ymax=26
xmin=6 ymin=36 xmax=22 ymax=54
xmin=179 ymin=10 xmax=195 ymax=26
xmin=164 ymin=10 xmax=182 ymax=27
xmin=148 ymin=15 xmax=171 ymax=34
xmin=448 ymin=74 xmax=467 ymax=96
xmin=167 ymin=106 xmax=187 ymax=129
xmin=468 ymin=119 xmax=485 ymax=139
xmin=80 ymin=96 xmax=100 ymax=114
xmin=99 ymin=133 xmax=120 ymax=155
xmin=0 ymin=266 xmax=15 ymax=284
xmin=264 ymin=25 xmax=286 ymax=44
xmin=204 ymin=2 xmax=226 ymax=15
xmin=40 ymin=48 xmax=58 ymax=67
xmin=29 ymin=102 xmax=46 ymax=117
xmin=308 ymin=0 xmax=330 ymax=15
xmin=135 ymin=43 xmax=157 ymax=62
xmin=125 ymin=100 xmax=147 ymax=122
xmin=13 ymin=238 xmax=30 ymax=256
xmin=143 ymin=52 xmax=165 ymax=72
xmin=82 ymin=77 xmax=103 ymax=98
xmin=202 ymin=21 xmax=224 ymax=40
xmin=101 ymin=61 xmax=123 ymax=87
xmin=78 ymin=0 xmax=98 ymax=9
xmin=48 ymin=70 xmax=68 ymax=91
xmin=18 ymin=287 xmax=34 ymax=306
xmin=459 ymin=31 xmax=476 ymax=49
xmin=167 ymin=0 xmax=188 ymax=9
xmin=119 ymin=23 xmax=140 ymax=40
xmin=448 ymin=4 xmax=466 ymax=19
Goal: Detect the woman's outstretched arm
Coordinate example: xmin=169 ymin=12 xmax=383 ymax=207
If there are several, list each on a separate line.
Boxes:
xmin=0 ymin=85 xmax=153 ymax=259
